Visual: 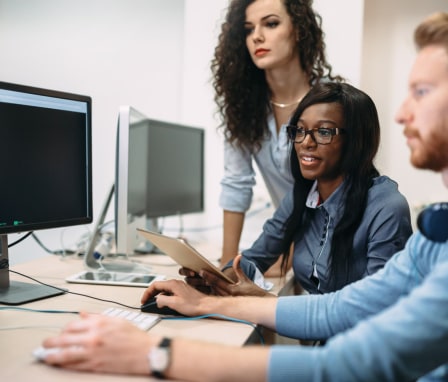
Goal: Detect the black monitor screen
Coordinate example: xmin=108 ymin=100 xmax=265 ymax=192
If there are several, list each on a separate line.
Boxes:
xmin=0 ymin=82 xmax=92 ymax=234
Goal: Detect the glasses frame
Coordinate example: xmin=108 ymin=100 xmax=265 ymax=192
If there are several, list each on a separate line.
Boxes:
xmin=286 ymin=125 xmax=346 ymax=145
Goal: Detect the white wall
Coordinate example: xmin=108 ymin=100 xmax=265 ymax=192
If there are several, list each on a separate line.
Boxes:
xmin=0 ymin=0 xmax=187 ymax=263
xmin=177 ymin=0 xmax=228 ymax=246
xmin=314 ymin=0 xmax=364 ymax=86
xmin=361 ymin=0 xmax=448 ymax=222
xmin=2 ymin=0 xmax=444 ymax=264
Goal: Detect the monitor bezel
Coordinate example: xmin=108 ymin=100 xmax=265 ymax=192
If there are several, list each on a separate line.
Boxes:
xmin=0 ymin=81 xmax=93 ymax=235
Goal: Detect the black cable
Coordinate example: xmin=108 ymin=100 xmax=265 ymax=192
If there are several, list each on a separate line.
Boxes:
xmin=7 ymin=232 xmax=33 ymax=248
xmin=8 ymin=270 xmax=266 ymax=344
xmin=6 ymin=230 xmax=76 ymax=255
xmin=10 ymin=270 xmax=140 ymax=310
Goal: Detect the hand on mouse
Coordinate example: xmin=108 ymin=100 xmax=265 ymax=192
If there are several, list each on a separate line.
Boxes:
xmin=141 ymin=279 xmax=211 ymax=317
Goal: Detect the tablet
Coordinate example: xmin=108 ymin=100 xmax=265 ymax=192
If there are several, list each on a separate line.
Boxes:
xmin=66 ymin=270 xmax=165 ymax=287
xmin=137 ymin=229 xmax=235 ymax=284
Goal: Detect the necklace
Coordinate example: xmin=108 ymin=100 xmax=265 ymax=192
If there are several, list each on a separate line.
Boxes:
xmin=270 ymin=97 xmax=302 ymax=108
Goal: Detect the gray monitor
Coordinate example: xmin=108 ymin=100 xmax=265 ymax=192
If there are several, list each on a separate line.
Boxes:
xmin=114 ymin=106 xmax=204 ymax=256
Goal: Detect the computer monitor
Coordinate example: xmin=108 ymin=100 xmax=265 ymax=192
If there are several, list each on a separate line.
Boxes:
xmin=0 ymin=81 xmax=93 ymax=305
xmin=115 ymin=106 xmax=204 ymax=256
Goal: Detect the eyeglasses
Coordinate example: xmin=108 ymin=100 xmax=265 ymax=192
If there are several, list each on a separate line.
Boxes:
xmin=286 ymin=125 xmax=346 ymax=145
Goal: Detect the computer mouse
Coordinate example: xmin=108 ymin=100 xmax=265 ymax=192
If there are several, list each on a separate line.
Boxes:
xmin=141 ymin=295 xmax=183 ymax=316
xmin=33 ymin=346 xmax=62 ymax=361
xmin=33 ymin=346 xmax=82 ymax=361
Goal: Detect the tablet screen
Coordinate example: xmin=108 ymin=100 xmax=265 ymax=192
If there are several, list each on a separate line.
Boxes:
xmin=66 ymin=271 xmax=165 ymax=287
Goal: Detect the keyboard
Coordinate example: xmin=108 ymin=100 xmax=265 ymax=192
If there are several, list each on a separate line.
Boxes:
xmin=102 ymin=307 xmax=160 ymax=331
xmin=33 ymin=309 xmax=159 ymax=362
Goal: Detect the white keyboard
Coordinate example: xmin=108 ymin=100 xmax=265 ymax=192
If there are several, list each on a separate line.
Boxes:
xmin=33 ymin=309 xmax=159 ymax=362
xmin=102 ymin=307 xmax=160 ymax=331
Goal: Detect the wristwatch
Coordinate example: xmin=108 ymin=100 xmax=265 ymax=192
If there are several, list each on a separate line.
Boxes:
xmin=148 ymin=337 xmax=172 ymax=379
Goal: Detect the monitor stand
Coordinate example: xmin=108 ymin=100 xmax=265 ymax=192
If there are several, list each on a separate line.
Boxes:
xmin=83 ymin=185 xmax=152 ymax=272
xmin=134 ymin=217 xmax=163 ymax=254
xmin=0 ymin=235 xmax=65 ymax=305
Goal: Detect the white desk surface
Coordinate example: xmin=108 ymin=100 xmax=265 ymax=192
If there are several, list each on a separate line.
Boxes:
xmin=1 ymin=248 xmax=289 ymax=382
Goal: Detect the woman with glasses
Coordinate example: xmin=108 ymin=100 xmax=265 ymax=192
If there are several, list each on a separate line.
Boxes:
xmin=187 ymin=82 xmax=413 ymax=296
xmin=214 ymin=0 xmax=343 ymax=272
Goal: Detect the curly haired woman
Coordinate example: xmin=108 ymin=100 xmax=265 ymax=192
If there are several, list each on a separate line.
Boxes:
xmin=213 ymin=0 xmax=343 ymax=270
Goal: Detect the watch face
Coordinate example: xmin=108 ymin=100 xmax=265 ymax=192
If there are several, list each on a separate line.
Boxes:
xmin=151 ymin=347 xmax=170 ymax=372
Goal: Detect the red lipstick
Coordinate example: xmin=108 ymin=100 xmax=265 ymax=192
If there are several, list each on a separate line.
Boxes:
xmin=255 ymin=48 xmax=269 ymax=57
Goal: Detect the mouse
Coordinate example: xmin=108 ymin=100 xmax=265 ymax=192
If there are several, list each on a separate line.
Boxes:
xmin=141 ymin=294 xmax=183 ymax=316
xmin=33 ymin=346 xmax=62 ymax=361
xmin=33 ymin=346 xmax=82 ymax=361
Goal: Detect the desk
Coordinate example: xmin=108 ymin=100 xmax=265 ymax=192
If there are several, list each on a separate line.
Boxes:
xmin=1 ymin=250 xmax=288 ymax=382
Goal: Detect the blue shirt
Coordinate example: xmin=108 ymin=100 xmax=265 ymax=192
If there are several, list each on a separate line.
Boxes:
xmin=219 ymin=115 xmax=294 ymax=212
xmin=270 ymin=231 xmax=448 ymax=381
xmin=235 ymin=176 xmax=412 ymax=293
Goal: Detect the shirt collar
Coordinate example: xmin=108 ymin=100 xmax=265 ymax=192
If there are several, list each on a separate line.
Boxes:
xmin=305 ymin=181 xmax=320 ymax=208
xmin=305 ymin=180 xmax=348 ymax=220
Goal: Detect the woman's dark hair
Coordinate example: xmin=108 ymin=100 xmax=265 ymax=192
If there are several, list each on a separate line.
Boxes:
xmin=280 ymin=82 xmax=381 ymax=290
xmin=211 ymin=0 xmax=343 ymax=151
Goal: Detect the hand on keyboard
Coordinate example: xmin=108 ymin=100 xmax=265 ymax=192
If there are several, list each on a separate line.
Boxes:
xmin=102 ymin=307 xmax=160 ymax=331
xmin=33 ymin=309 xmax=160 ymax=363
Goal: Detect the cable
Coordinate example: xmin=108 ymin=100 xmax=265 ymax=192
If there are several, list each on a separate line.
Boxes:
xmin=7 ymin=232 xmax=33 ymax=248
xmin=10 ymin=270 xmax=140 ymax=310
xmin=161 ymin=314 xmax=265 ymax=345
xmin=0 ymin=306 xmax=79 ymax=314
xmin=8 ymin=270 xmax=266 ymax=344
xmin=177 ymin=212 xmax=184 ymax=238
xmin=163 ymin=201 xmax=272 ymax=234
xmin=8 ymin=229 xmax=89 ymax=256
xmin=32 ymin=233 xmax=76 ymax=255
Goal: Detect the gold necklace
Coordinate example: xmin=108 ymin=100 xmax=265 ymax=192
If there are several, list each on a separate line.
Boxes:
xmin=270 ymin=97 xmax=302 ymax=108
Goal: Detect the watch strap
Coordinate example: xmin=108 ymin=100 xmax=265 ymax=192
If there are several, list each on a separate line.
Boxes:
xmin=151 ymin=337 xmax=172 ymax=379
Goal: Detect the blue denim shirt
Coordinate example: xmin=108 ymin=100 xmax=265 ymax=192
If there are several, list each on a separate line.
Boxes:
xmin=219 ymin=114 xmax=294 ymax=212
xmin=270 ymin=231 xmax=448 ymax=381
xmin=232 ymin=176 xmax=412 ymax=294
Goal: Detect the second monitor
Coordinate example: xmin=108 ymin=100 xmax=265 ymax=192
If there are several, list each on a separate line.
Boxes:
xmin=115 ymin=106 xmax=205 ymax=256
